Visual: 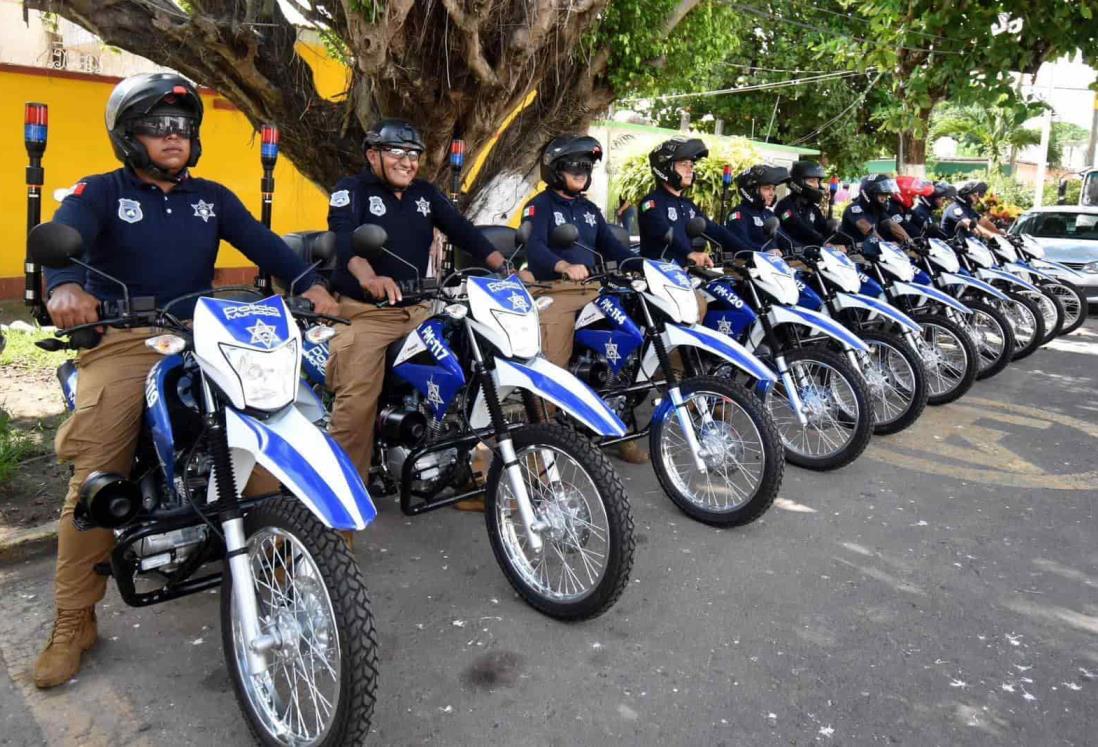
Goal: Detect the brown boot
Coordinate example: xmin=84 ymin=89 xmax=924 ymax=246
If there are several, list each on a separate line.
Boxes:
xmin=615 ymin=439 xmax=650 ymax=464
xmin=34 ymin=607 xmax=97 ymax=689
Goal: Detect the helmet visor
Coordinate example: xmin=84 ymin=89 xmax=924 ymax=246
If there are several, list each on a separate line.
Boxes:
xmin=560 ymin=159 xmax=594 ymax=177
xmin=130 ymin=115 xmax=197 ymax=139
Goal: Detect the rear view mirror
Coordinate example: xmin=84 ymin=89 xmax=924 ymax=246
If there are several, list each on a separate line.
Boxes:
xmin=685 ymin=216 xmax=707 ymax=239
xmin=515 ymin=220 xmax=532 ymax=247
xmin=310 ymin=231 xmax=337 ymax=262
xmin=28 ymin=222 xmax=83 ymax=269
xmin=763 ymin=216 xmax=779 ymax=238
xmin=352 ymin=224 xmax=388 ymax=262
xmin=549 ymin=223 xmax=579 ymax=249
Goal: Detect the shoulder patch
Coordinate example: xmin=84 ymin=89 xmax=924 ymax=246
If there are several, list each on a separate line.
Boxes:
xmin=329 ymin=189 xmax=350 ymax=208
xmin=952 ymin=207 xmax=964 ymax=216
xmin=850 ymin=205 xmax=863 ymax=214
xmin=781 ymin=209 xmax=792 ymax=220
xmin=730 ymin=211 xmax=741 ymax=221
xmin=523 ymin=205 xmax=536 ymax=218
xmin=72 ymin=182 xmax=87 ymax=197
xmin=641 ymin=200 xmax=655 ymax=212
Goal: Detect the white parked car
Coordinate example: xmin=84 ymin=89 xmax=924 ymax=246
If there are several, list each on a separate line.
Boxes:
xmin=1009 ymin=205 xmax=1098 ymax=306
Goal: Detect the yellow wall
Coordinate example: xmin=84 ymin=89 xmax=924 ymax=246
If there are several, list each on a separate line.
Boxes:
xmin=0 ymin=58 xmax=337 ymax=283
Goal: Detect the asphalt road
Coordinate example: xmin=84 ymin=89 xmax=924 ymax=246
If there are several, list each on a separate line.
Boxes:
xmin=2 ymin=319 xmax=1097 ymax=746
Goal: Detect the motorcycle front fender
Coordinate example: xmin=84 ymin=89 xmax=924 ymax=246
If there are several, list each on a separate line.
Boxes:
xmin=767 ymin=303 xmax=870 ymax=352
xmin=832 ymin=291 xmax=922 ymax=334
xmin=470 ymin=356 xmax=627 ymax=437
xmin=1004 ymin=260 xmax=1060 ymax=284
xmin=638 ymin=322 xmax=777 ymax=384
xmin=976 ymin=267 xmax=1041 ymax=294
xmin=223 ymin=406 xmax=375 ymax=531
xmin=938 ymin=272 xmax=1010 ymax=302
xmin=890 ymin=280 xmax=972 ymax=314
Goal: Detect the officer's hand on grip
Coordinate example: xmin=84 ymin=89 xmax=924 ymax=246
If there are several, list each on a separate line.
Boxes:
xmin=361 ymin=275 xmax=403 ymax=305
xmin=687 ymin=251 xmax=713 ymax=268
xmin=47 ymin=283 xmax=101 ymax=331
xmin=556 ymin=261 xmax=589 ymax=281
xmin=300 ymin=284 xmax=341 ymax=318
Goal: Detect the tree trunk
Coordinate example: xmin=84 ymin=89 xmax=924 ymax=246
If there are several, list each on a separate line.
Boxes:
xmin=898 ymin=130 xmax=928 ymax=177
xmin=27 ymin=1 xmax=699 ymax=212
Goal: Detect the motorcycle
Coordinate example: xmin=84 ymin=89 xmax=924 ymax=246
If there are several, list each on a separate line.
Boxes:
xmin=908 ymin=235 xmax=1016 ymax=380
xmin=301 ymin=224 xmax=636 ymax=621
xmin=984 ymin=234 xmax=1065 ymax=343
xmin=1006 ymin=233 xmax=1088 ymax=336
xmin=548 ymin=223 xmax=785 ymax=527
xmin=29 ymin=221 xmax=378 ymax=746
xmin=688 ymin=219 xmax=875 ymax=471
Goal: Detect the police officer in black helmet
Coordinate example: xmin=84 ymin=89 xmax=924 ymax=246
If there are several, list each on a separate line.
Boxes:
xmin=901 ymin=181 xmax=955 ymax=239
xmin=34 ymin=73 xmax=337 ymax=690
xmin=941 ymin=180 xmax=999 ymax=239
xmin=774 ymin=160 xmax=843 ymax=250
xmin=637 ymin=136 xmax=752 ymax=266
xmin=726 ymin=164 xmax=790 ymax=252
xmin=839 ymin=174 xmax=911 ymax=244
xmin=325 ymin=118 xmax=506 ymax=497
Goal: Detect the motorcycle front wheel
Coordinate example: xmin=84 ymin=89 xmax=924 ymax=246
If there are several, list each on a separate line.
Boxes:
xmin=1024 ymin=286 xmax=1064 ymax=343
xmin=963 ymin=299 xmax=1015 ymax=380
xmin=221 ymin=495 xmax=378 ymax=747
xmin=650 ymin=375 xmax=784 ymax=527
xmin=1003 ymin=292 xmax=1045 ymax=360
xmin=485 ymin=423 xmax=635 ymax=620
xmin=855 ymin=330 xmax=928 ymax=435
xmin=910 ymin=313 xmax=978 ymax=406
xmin=1043 ymin=279 xmax=1087 ymax=335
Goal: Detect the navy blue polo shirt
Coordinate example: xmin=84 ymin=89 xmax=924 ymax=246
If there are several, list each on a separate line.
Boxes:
xmin=46 ymin=167 xmax=317 ymax=315
xmin=637 ymin=186 xmax=751 ymax=265
xmin=774 ymin=194 xmax=829 ymax=248
xmin=940 ymin=199 xmax=980 ymax=237
xmin=840 ymin=198 xmax=897 ymax=243
xmin=327 ymin=169 xmax=498 ymax=302
xmin=520 ymin=189 xmax=637 ymax=281
xmin=899 ymin=199 xmax=947 ymax=239
xmin=725 ymin=202 xmax=775 ymax=251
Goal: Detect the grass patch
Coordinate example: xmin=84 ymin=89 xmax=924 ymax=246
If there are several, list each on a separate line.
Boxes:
xmin=1 ymin=327 xmax=74 ymax=373
xmin=0 ymin=409 xmax=37 ymax=482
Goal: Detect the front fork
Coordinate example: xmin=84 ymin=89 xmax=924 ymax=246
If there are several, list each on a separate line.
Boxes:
xmin=467 ymin=320 xmax=545 ymax=552
xmin=201 ymin=375 xmax=269 ymax=677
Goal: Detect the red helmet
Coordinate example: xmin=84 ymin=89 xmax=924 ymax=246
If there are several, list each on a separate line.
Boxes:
xmin=894 ymin=176 xmax=934 ymax=209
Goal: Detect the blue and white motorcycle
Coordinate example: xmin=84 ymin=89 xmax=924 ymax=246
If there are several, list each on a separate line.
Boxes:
xmin=1004 ymin=233 xmax=1088 ymax=335
xmin=548 ymin=224 xmax=785 ymax=527
xmin=302 ymin=225 xmax=635 ymax=621
xmin=30 ymin=222 xmax=377 ymax=746
xmin=982 ymin=234 xmax=1065 ymax=344
xmin=686 ymin=220 xmax=875 ymax=471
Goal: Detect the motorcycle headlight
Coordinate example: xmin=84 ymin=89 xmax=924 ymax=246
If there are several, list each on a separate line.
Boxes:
xmin=491 ymin=309 xmax=541 ymax=358
xmin=220 ymin=340 xmax=298 ymax=411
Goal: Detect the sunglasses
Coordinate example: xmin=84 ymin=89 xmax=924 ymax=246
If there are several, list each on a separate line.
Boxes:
xmin=130 ymin=115 xmax=197 ymax=139
xmin=379 ymin=146 xmax=422 ymax=162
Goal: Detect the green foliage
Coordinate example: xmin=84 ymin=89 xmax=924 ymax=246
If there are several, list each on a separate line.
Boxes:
xmin=0 ymin=410 xmax=35 ymax=483
xmin=1048 ymin=122 xmax=1091 ymax=167
xmin=929 ymin=98 xmax=1045 ymax=172
xmin=612 ymin=138 xmax=761 ymax=220
xmin=0 ymin=328 xmax=74 ymax=373
xmin=1044 ymin=179 xmax=1082 ymax=206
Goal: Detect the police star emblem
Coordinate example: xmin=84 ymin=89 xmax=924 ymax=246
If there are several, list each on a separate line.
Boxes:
xmin=246 ymin=319 xmax=280 ymax=349
xmin=508 ymin=292 xmax=529 ymax=312
xmin=415 ymin=197 xmax=431 ymax=217
xmin=605 ymin=340 xmax=621 ymax=365
xmin=584 ymin=212 xmax=597 ymax=227
xmin=191 ymin=199 xmax=216 ymax=223
xmin=717 ymin=318 xmax=734 ymax=335
xmin=426 ymin=377 xmax=444 ymax=408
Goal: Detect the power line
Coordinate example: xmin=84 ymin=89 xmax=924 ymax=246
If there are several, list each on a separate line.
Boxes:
xmin=782 ymin=0 xmax=964 ymax=44
xmin=620 ymin=69 xmax=873 ymax=103
xmin=790 ymin=72 xmax=884 ymax=145
xmin=719 ymin=62 xmax=831 ymax=74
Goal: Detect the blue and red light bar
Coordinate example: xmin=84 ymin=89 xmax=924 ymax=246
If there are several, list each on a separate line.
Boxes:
xmin=722 ymin=164 xmax=732 ymax=186
xmin=24 ymin=103 xmax=47 ymax=147
xmin=450 ymin=139 xmax=465 ymax=169
xmin=260 ymin=124 xmax=279 ymax=162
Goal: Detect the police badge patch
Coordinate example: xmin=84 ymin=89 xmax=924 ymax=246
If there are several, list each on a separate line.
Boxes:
xmin=369 ymin=195 xmax=386 ymax=216
xmin=329 ymin=189 xmax=350 ymax=208
xmin=553 ymin=211 xmax=566 ymax=226
xmin=667 ymin=207 xmax=678 ymax=221
xmin=753 ymin=216 xmax=764 ymax=227
xmin=191 ymin=199 xmax=216 ymax=223
xmin=117 ymin=198 xmax=143 ymax=224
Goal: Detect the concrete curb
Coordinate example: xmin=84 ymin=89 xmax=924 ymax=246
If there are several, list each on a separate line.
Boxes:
xmin=0 ymin=520 xmax=58 ymax=564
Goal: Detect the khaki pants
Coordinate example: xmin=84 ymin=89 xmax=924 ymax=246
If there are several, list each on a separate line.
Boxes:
xmin=534 ymin=281 xmax=600 ymax=368
xmin=53 ymin=328 xmax=280 ymax=610
xmin=327 ymin=297 xmax=431 ymax=479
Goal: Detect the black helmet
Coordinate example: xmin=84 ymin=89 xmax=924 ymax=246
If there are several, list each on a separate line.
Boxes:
xmin=789 ymin=160 xmax=827 ymax=202
xmin=858 ymin=174 xmax=899 ymax=208
xmin=957 ymin=180 xmax=989 ymax=202
xmin=649 ymin=137 xmax=708 ymax=190
xmin=105 ymin=73 xmax=203 ymax=181
xmin=540 ymin=135 xmax=602 ymax=195
xmin=931 ymin=181 xmax=957 ymax=204
xmin=364 ymin=118 xmax=425 ymax=152
xmin=735 ymin=164 xmax=789 ymax=208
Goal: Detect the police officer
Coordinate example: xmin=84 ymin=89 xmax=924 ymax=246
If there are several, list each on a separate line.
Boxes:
xmin=941 ymin=180 xmax=1000 ymax=239
xmin=898 ymin=180 xmax=955 ymax=239
xmin=774 ymin=160 xmax=841 ymax=250
xmin=637 ymin=136 xmax=751 ymax=265
xmin=35 ymin=73 xmax=338 ymax=689
xmin=839 ymin=174 xmax=911 ymax=244
xmin=725 ymin=164 xmax=790 ymax=251
xmin=325 ymin=118 xmax=505 ymax=492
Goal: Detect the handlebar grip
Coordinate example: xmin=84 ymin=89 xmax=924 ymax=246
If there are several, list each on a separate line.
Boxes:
xmin=69 ymin=327 xmax=103 ymax=350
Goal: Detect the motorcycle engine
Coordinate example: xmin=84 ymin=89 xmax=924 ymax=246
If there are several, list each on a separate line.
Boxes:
xmin=379 ymin=392 xmax=465 ymax=495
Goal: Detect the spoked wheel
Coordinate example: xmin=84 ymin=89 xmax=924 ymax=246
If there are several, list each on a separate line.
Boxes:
xmin=649 ymin=375 xmax=784 ymax=527
xmin=911 ymin=313 xmax=977 ymax=406
xmin=764 ymin=346 xmax=873 ymax=471
xmin=855 ymin=330 xmax=928 ymax=435
xmin=222 ymin=496 xmax=377 ymax=747
xmin=1043 ymin=279 xmax=1087 ymax=335
xmin=1024 ymin=287 xmax=1063 ymax=343
xmin=485 ymin=423 xmax=634 ymax=620
xmin=1003 ymin=292 xmax=1045 ymax=360
xmin=963 ymin=299 xmax=1015 ymax=380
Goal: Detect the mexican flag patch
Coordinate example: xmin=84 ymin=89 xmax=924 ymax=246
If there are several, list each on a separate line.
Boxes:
xmin=781 ymin=210 xmax=792 ymax=220
xmin=641 ymin=200 xmax=656 ymax=212
xmin=523 ymin=205 xmax=535 ymax=218
xmin=730 ymin=211 xmax=741 ymax=221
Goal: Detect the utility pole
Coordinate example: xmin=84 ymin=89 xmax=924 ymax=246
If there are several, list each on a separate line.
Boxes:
xmin=1033 ymin=65 xmax=1056 ymax=208
xmin=1086 ymin=91 xmax=1098 ymax=168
